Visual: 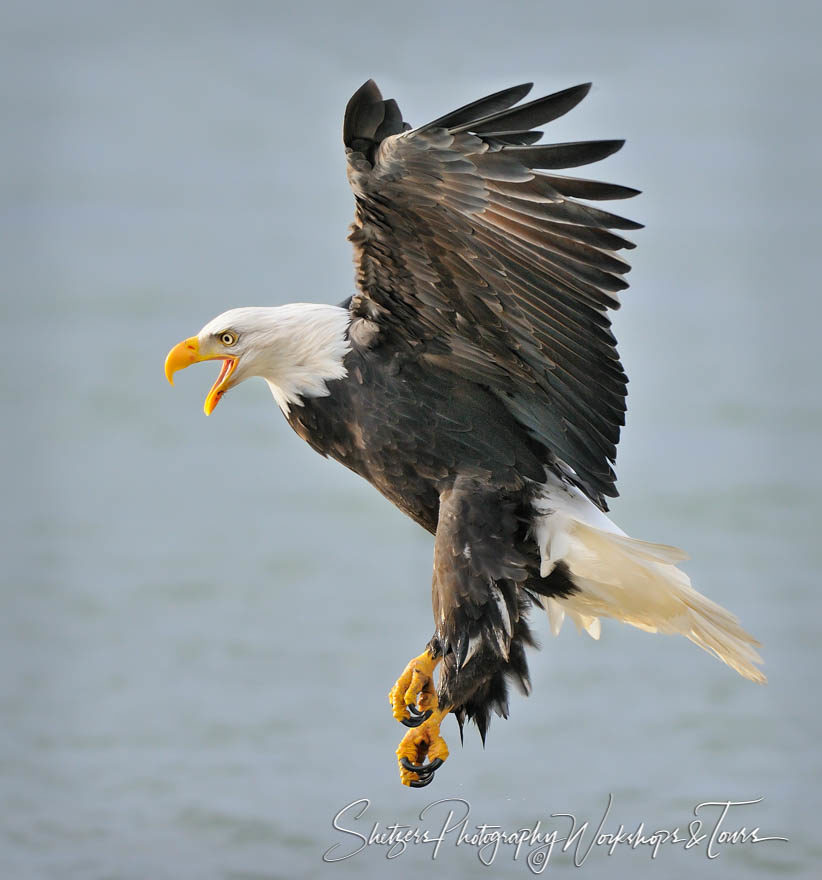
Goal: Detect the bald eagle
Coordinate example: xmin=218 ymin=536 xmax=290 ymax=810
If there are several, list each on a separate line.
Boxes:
xmin=165 ymin=80 xmax=765 ymax=788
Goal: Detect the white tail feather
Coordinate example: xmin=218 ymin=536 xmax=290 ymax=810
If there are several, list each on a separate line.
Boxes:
xmin=533 ymin=478 xmax=766 ymax=684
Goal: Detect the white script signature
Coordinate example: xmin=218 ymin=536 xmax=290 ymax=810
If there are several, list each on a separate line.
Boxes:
xmin=322 ymin=795 xmax=787 ymax=871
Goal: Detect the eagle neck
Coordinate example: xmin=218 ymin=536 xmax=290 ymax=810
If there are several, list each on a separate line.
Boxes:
xmin=258 ymin=303 xmax=352 ymax=416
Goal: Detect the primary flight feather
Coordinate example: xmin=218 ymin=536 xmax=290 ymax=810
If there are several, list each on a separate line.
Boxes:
xmin=165 ymin=80 xmax=765 ymax=788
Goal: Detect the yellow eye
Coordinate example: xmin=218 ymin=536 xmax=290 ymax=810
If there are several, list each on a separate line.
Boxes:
xmin=220 ymin=332 xmax=237 ymax=346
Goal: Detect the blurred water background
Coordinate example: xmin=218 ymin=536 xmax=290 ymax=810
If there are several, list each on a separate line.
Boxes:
xmin=1 ymin=1 xmax=820 ymax=877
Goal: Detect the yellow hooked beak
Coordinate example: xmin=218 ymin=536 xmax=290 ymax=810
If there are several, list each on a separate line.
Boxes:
xmin=164 ymin=336 xmax=239 ymax=415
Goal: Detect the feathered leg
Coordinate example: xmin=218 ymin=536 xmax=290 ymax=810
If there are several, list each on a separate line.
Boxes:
xmin=388 ymin=477 xmax=540 ymax=787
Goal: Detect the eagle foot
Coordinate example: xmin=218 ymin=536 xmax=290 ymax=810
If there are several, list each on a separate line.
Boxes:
xmin=388 ymin=648 xmax=440 ymax=727
xmin=395 ymin=707 xmax=450 ymax=787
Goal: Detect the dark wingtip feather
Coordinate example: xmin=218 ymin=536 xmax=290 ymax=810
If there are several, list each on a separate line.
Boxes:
xmin=453 ymin=82 xmax=593 ymax=135
xmin=373 ymin=98 xmax=404 ymax=142
xmin=343 ymin=79 xmax=386 ymax=149
xmin=418 ymin=83 xmax=533 ymax=133
xmin=511 ymin=139 xmax=626 ymax=170
xmin=537 ymin=174 xmax=642 ymax=201
xmin=345 ymin=79 xmax=383 ymax=116
xmin=343 ymin=80 xmax=409 ymax=158
xmin=482 ymin=130 xmax=544 ymax=146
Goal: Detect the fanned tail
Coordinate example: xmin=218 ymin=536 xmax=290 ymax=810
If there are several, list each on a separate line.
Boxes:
xmin=534 ymin=479 xmax=766 ymax=684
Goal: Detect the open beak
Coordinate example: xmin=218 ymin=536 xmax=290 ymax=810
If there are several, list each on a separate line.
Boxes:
xmin=164 ymin=336 xmax=239 ymax=415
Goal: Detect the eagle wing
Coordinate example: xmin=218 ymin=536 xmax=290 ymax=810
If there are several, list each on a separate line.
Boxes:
xmin=343 ymin=80 xmax=641 ymax=505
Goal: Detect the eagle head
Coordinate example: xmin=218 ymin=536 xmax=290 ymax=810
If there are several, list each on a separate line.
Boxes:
xmin=164 ymin=304 xmax=351 ymax=415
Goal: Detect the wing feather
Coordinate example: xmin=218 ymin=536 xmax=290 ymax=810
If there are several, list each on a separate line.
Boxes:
xmin=416 ymin=83 xmax=534 ymax=133
xmin=502 ymin=140 xmax=626 ymax=169
xmin=450 ymin=83 xmax=592 ymax=134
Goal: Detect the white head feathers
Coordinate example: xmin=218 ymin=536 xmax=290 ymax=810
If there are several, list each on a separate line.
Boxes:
xmin=199 ymin=303 xmax=352 ymax=415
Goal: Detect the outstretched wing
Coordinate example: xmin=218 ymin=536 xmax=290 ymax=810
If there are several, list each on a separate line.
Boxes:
xmin=343 ymin=80 xmax=641 ymax=505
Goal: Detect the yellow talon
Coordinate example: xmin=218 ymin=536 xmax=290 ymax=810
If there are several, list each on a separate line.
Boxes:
xmin=388 ymin=648 xmax=440 ymax=723
xmin=396 ymin=707 xmax=450 ymax=786
xmin=388 ymin=648 xmax=449 ymax=786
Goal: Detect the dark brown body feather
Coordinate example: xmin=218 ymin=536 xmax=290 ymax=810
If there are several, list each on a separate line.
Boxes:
xmin=288 ymin=344 xmax=576 ymax=739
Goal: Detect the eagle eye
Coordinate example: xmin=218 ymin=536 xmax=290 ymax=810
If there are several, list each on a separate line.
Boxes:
xmin=220 ymin=332 xmax=237 ymax=346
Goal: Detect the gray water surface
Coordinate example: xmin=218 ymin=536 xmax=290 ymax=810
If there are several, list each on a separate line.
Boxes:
xmin=1 ymin=2 xmax=820 ymax=878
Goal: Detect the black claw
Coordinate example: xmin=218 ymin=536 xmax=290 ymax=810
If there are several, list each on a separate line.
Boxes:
xmin=406 ymin=704 xmax=424 ymax=716
xmin=409 ymin=773 xmax=436 ymax=788
xmin=400 ymin=707 xmax=432 ymax=727
xmin=400 ymin=756 xmax=444 ymax=779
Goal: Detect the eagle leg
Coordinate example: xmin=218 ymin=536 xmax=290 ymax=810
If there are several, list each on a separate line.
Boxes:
xmin=395 ymin=706 xmax=450 ymax=787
